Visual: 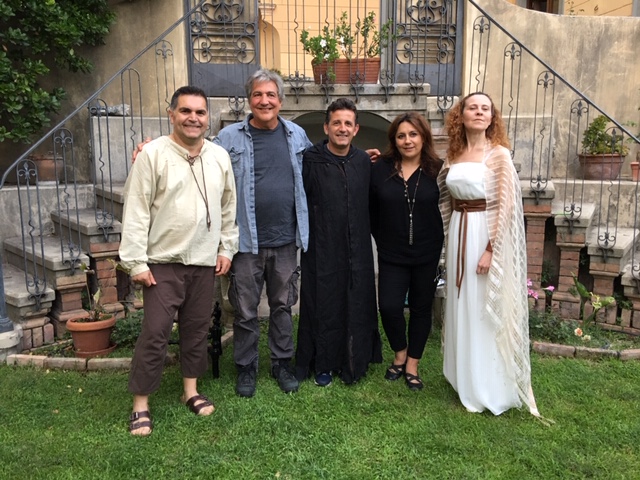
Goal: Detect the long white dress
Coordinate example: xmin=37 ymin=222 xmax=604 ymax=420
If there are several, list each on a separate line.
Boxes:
xmin=442 ymin=161 xmax=521 ymax=415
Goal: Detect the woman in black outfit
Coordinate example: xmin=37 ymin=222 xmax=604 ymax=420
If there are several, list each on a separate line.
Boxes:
xmin=369 ymin=112 xmax=444 ymax=391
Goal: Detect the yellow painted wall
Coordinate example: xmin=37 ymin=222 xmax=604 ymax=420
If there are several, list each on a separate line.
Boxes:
xmin=261 ymin=1 xmax=382 ymax=78
xmin=565 ymin=0 xmax=633 ymax=16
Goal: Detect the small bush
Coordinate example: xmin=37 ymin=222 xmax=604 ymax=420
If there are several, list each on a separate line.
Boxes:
xmin=529 ymin=308 xmax=579 ymax=344
xmin=111 ymin=310 xmax=143 ymax=348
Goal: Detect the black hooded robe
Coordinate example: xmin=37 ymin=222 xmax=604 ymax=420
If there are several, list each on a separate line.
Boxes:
xmin=295 ymin=141 xmax=382 ymax=383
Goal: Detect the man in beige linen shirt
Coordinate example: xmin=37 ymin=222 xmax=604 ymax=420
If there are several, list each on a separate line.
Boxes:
xmin=119 ymin=86 xmax=238 ymax=436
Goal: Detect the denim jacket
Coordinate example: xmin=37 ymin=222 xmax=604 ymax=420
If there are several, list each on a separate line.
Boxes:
xmin=214 ymin=114 xmax=312 ymax=254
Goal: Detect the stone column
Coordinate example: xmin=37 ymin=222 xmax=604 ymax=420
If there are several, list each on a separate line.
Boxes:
xmin=552 ymin=205 xmax=594 ymax=319
xmin=521 ymin=180 xmax=554 ymax=308
xmin=50 ymin=209 xmax=124 ymax=321
xmin=0 ymin=260 xmax=21 ymax=360
xmin=621 ymin=269 xmax=640 ymax=335
xmin=586 ymin=228 xmax=637 ymax=326
xmin=90 ymin=247 xmax=125 ymax=320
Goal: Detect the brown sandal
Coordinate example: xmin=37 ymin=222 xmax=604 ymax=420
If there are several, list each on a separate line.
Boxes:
xmin=129 ymin=410 xmax=153 ymax=436
xmin=184 ymin=394 xmax=215 ymax=416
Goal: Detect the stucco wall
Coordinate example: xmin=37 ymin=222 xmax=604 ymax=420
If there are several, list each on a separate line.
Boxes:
xmin=46 ymin=0 xmax=188 ymax=119
xmin=463 ymin=0 xmax=640 ymax=178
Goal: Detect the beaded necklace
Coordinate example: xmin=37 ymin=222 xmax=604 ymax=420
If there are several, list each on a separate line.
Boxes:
xmin=399 ymin=165 xmax=421 ymax=245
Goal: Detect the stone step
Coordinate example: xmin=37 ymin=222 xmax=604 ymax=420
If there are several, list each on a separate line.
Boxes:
xmin=2 ymin=263 xmax=55 ymax=322
xmin=50 ymin=208 xmax=121 ymax=255
xmin=4 ymin=234 xmax=90 ymax=282
xmin=552 ymin=180 xmax=639 ymax=229
xmin=94 ymin=183 xmax=126 ymax=223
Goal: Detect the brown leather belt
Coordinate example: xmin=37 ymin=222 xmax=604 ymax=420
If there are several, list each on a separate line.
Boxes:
xmin=452 ymin=198 xmax=487 ymax=297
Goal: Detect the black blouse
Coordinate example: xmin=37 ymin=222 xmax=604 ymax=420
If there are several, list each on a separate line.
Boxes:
xmin=369 ymin=157 xmax=444 ymax=265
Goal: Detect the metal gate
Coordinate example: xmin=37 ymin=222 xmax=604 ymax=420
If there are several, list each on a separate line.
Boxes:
xmin=185 ymin=0 xmax=462 ymax=98
xmin=392 ymin=0 xmax=463 ymax=97
xmin=185 ymin=0 xmax=260 ymax=97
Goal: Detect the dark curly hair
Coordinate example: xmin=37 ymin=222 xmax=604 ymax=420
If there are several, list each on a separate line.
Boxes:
xmin=382 ymin=112 xmax=441 ymax=178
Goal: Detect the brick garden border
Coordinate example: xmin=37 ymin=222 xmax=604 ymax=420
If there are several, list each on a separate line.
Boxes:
xmin=5 ymin=335 xmax=639 ymax=370
xmin=533 ymin=341 xmax=640 ymax=361
xmin=3 ymin=331 xmax=233 ymax=371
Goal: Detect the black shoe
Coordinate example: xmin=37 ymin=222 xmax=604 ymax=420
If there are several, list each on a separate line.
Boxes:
xmin=314 ymin=371 xmax=333 ymax=387
xmin=405 ymin=372 xmax=424 ymax=391
xmin=384 ymin=363 xmax=405 ymax=381
xmin=271 ymin=362 xmax=299 ymax=393
xmin=236 ymin=366 xmax=257 ymax=398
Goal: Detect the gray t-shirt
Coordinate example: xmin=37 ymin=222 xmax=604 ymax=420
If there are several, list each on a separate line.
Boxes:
xmin=250 ymin=122 xmax=296 ymax=248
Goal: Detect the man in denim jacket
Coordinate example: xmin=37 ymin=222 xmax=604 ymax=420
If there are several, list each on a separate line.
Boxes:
xmin=214 ymin=69 xmax=312 ymax=398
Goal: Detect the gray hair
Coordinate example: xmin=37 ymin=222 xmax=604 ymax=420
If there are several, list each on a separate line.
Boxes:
xmin=245 ymin=69 xmax=285 ymax=102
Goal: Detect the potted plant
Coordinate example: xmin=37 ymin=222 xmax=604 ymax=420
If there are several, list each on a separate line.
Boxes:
xmin=27 ymin=150 xmax=64 ymax=183
xmin=300 ymin=11 xmax=396 ymax=84
xmin=578 ymin=115 xmax=629 ymax=180
xmin=632 ymin=151 xmax=640 ymax=182
xmin=66 ymin=262 xmax=116 ymax=358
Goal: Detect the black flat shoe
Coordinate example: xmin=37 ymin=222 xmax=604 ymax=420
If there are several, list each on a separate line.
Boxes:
xmin=405 ymin=372 xmax=424 ymax=391
xmin=384 ymin=363 xmax=405 ymax=381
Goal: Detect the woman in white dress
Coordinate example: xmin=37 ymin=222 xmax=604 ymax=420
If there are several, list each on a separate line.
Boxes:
xmin=437 ymin=92 xmax=542 ymax=417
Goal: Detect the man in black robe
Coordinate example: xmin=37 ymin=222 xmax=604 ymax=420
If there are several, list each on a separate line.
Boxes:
xmin=295 ymin=98 xmax=382 ymax=386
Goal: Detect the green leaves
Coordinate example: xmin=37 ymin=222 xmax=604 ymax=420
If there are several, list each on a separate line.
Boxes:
xmin=571 ymin=272 xmax=615 ymax=327
xmin=0 ymin=0 xmax=115 ymax=142
xmin=572 ymin=273 xmax=591 ymax=300
xmin=581 ymin=114 xmax=630 ymax=156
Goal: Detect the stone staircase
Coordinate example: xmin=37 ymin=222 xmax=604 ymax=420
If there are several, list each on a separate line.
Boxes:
xmin=2 ymin=202 xmax=125 ymax=351
xmin=3 ymin=95 xmax=640 ymax=357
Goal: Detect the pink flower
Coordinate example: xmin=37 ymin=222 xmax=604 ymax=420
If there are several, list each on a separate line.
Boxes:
xmin=574 ymin=327 xmax=583 ymax=337
xmin=543 ymin=285 xmax=555 ymax=292
xmin=527 ymin=288 xmax=539 ymax=300
xmin=527 ymin=278 xmax=533 ymax=287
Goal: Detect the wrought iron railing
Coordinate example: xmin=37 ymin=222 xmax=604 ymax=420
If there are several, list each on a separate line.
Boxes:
xmin=0 ymin=3 xmax=207 ymax=323
xmin=465 ymin=0 xmax=640 ymax=285
xmin=0 ymin=0 xmax=638 ymax=336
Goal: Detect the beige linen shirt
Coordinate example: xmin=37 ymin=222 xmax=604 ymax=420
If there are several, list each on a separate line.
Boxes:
xmin=119 ymin=136 xmax=239 ymax=276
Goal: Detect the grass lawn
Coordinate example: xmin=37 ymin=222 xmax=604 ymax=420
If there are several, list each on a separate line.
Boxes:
xmin=1 ymin=326 xmax=639 ymax=480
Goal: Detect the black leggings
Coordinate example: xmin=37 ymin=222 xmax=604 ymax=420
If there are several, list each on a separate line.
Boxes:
xmin=377 ymin=257 xmax=440 ymax=360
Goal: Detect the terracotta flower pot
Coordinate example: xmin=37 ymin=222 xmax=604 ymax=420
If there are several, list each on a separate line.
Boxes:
xmin=577 ymin=153 xmax=625 ymax=181
xmin=66 ymin=314 xmax=116 ymax=358
xmin=631 ymin=161 xmax=639 ymax=182
xmin=27 ymin=153 xmax=64 ymax=182
xmin=312 ymin=57 xmax=381 ymax=84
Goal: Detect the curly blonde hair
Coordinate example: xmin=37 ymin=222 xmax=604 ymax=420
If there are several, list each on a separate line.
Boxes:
xmin=445 ymin=92 xmax=510 ymax=160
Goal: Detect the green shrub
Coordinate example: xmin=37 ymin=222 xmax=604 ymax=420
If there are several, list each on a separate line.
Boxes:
xmin=0 ymin=0 xmax=116 ymax=143
xmin=111 ymin=310 xmax=143 ymax=348
xmin=529 ymin=308 xmax=579 ymax=344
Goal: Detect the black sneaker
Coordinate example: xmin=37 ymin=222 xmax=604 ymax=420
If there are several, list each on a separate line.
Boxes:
xmin=236 ymin=366 xmax=257 ymax=398
xmin=314 ymin=371 xmax=332 ymax=387
xmin=271 ymin=362 xmax=299 ymax=393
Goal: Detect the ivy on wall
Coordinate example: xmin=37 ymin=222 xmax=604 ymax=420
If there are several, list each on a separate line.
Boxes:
xmin=0 ymin=0 xmax=116 ymax=143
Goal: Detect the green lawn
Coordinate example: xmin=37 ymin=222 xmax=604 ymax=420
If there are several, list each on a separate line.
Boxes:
xmin=1 ymin=327 xmax=639 ymax=479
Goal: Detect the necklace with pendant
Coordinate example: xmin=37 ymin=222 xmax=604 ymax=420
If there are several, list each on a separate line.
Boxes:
xmin=399 ymin=166 xmax=421 ymax=245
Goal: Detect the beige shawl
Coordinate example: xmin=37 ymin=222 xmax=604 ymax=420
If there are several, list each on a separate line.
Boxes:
xmin=438 ymin=145 xmax=542 ymax=418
